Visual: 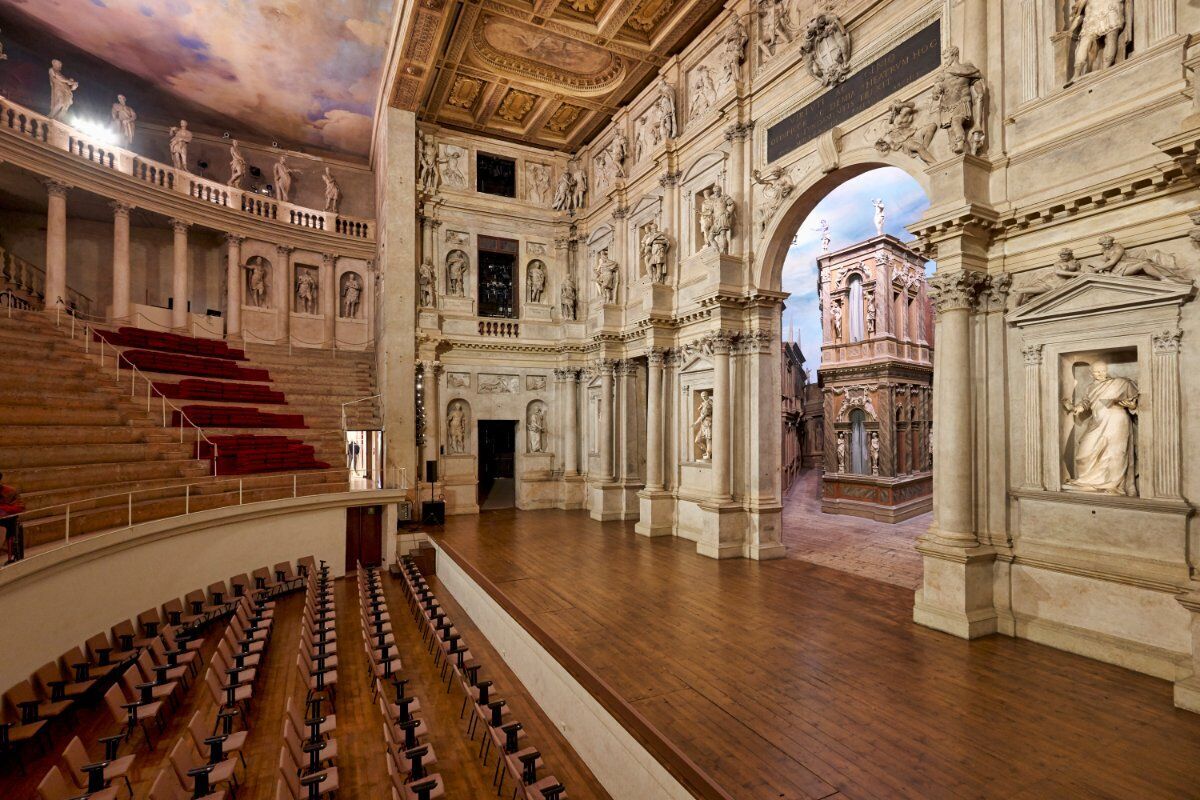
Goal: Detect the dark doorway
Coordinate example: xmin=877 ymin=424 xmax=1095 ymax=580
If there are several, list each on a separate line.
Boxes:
xmin=478 ymin=235 xmax=519 ymax=318
xmin=476 ymin=152 xmax=517 ymax=197
xmin=478 ymin=420 xmax=517 ymax=509
xmin=345 ymin=505 xmax=383 ymax=571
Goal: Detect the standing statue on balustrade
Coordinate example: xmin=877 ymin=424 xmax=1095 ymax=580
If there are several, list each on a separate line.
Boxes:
xmin=228 ymin=140 xmax=247 ymax=188
xmin=273 ymin=155 xmax=298 ymax=203
xmin=110 ymin=95 xmax=137 ymax=145
xmin=48 ymin=60 xmax=78 ymax=121
xmin=169 ymin=121 xmax=192 ymax=172
xmin=322 ymin=168 xmax=341 ymax=213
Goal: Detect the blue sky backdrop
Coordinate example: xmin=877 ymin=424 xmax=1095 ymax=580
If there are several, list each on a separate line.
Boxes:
xmin=780 ymin=167 xmax=930 ymax=371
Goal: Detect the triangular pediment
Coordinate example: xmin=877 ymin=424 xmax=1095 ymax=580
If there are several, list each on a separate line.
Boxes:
xmin=678 ymin=354 xmax=712 ymax=374
xmin=1007 ymin=274 xmax=1195 ymax=327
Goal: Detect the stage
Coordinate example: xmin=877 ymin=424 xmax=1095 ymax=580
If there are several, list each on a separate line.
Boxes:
xmin=430 ymin=507 xmax=1200 ymax=800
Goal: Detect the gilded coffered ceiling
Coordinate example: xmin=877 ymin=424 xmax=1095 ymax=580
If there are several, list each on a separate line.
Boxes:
xmin=390 ymin=0 xmax=727 ymax=150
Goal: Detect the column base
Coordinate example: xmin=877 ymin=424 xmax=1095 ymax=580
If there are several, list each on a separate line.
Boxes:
xmin=694 ymin=500 xmax=746 ymax=559
xmin=1174 ymin=675 xmax=1200 ymax=714
xmin=912 ymin=532 xmax=998 ymax=639
xmin=744 ymin=504 xmax=786 ymax=560
xmin=558 ymin=474 xmax=587 ymax=510
xmin=635 ymin=489 xmax=674 ymax=537
xmin=589 ymin=482 xmax=637 ymax=521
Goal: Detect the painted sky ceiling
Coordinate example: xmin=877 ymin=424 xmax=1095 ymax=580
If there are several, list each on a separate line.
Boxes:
xmin=0 ymin=0 xmax=394 ymax=158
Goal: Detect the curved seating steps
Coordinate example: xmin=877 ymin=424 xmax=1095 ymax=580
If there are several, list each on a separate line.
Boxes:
xmin=92 ymin=326 xmax=248 ymax=361
xmin=121 ymin=350 xmax=271 ymax=382
xmin=3 ymin=459 xmax=212 ymax=496
xmin=171 ymin=406 xmax=307 ymax=430
xmin=156 ymin=378 xmax=287 ymax=405
xmin=0 ymin=441 xmax=197 ymax=471
xmin=196 ymin=435 xmax=331 ymax=476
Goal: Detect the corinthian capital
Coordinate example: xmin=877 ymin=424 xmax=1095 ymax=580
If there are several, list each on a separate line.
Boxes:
xmin=927 ymin=270 xmax=986 ymax=313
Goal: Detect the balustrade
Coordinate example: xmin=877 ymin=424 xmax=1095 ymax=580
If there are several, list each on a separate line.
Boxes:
xmin=477 ymin=319 xmax=520 ymax=338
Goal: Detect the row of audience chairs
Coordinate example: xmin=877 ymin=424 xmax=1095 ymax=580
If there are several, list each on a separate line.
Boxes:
xmin=398 ymin=555 xmax=567 ymax=800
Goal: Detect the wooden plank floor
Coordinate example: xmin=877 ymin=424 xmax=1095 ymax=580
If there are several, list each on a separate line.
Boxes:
xmin=0 ymin=575 xmax=606 ymax=799
xmin=431 ymin=507 xmax=1200 ymax=800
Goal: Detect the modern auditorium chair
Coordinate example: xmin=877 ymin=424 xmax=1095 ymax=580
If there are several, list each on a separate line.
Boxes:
xmin=33 ymin=659 xmax=95 ymax=703
xmin=148 ymin=765 xmax=226 ymax=800
xmin=103 ymin=682 xmax=164 ymax=749
xmin=4 ymin=678 xmax=72 ymax=727
xmin=296 ymin=652 xmax=338 ymax=705
xmin=137 ymin=607 xmax=166 ymax=640
xmin=151 ymin=635 xmax=199 ymax=680
xmin=0 ymin=706 xmax=49 ymax=774
xmin=110 ymin=619 xmax=154 ymax=654
xmin=285 ymin=697 xmax=335 ymax=741
xmin=86 ymin=633 xmax=134 ymax=670
xmin=204 ymin=665 xmax=252 ymax=727
xmin=131 ymin=652 xmax=182 ymax=708
xmin=277 ymin=744 xmax=339 ymax=799
xmin=213 ymin=639 xmax=258 ymax=686
xmin=36 ymin=764 xmax=118 ymax=800
xmin=384 ymin=748 xmax=444 ymax=800
xmin=162 ymin=597 xmax=204 ymax=630
xmin=282 ymin=716 xmax=338 ymax=774
xmin=168 ymin=737 xmax=239 ymax=800
xmin=61 ymin=734 xmax=135 ymax=799
xmin=186 ymin=710 xmax=248 ymax=772
xmin=60 ymin=645 xmax=120 ymax=684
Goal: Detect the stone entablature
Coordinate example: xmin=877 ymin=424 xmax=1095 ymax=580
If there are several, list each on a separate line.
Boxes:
xmin=0 ymin=93 xmax=375 ymax=257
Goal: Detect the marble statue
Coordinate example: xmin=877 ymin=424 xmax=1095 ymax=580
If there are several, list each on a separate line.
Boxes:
xmin=528 ymin=164 xmax=552 ymax=206
xmin=228 ymin=140 xmax=247 ymax=188
xmin=1061 ymin=358 xmax=1138 ymax=495
xmin=800 ymin=1 xmax=851 ymax=87
xmin=447 ymin=402 xmax=467 ymax=455
xmin=552 ymin=169 xmax=573 ymax=212
xmin=48 ymin=60 xmax=78 ymax=121
xmin=248 ymin=260 xmax=269 ymax=308
xmin=758 ymin=0 xmax=796 ymax=60
xmin=296 ymin=268 xmax=318 ymax=315
xmin=865 ymin=292 xmax=876 ymax=335
xmin=932 ymin=46 xmax=987 ymax=156
xmin=528 ymin=260 xmax=546 ymax=303
xmin=700 ymin=186 xmax=736 ymax=254
xmin=418 ymin=132 xmax=440 ymax=194
xmin=341 ymin=272 xmax=362 ymax=318
xmin=0 ymin=29 xmax=7 ymax=61
xmin=693 ymin=392 xmax=714 ymax=461
xmin=655 ymin=77 xmax=678 ymax=140
xmin=446 ymin=250 xmax=468 ymax=297
xmin=872 ymin=198 xmax=885 ymax=236
xmin=1189 ymin=210 xmax=1200 ymax=250
xmin=273 ymin=155 xmax=298 ymax=203
xmin=322 ymin=168 xmax=341 ymax=213
xmin=110 ymin=95 xmax=137 ymax=145
xmin=570 ymin=160 xmax=588 ymax=211
xmin=869 ymin=431 xmax=881 ymax=475
xmin=1068 ymin=0 xmax=1130 ymax=83
xmin=594 ymin=249 xmax=619 ymax=304
xmin=527 ymin=404 xmax=546 ymax=453
xmin=1012 ymin=247 xmax=1083 ymax=306
xmin=442 ymin=147 xmax=466 ymax=188
xmin=1090 ymin=236 xmax=1187 ymax=281
xmin=752 ymin=167 xmax=795 ymax=235
xmin=561 ymin=275 xmax=577 ymax=320
xmin=874 ymin=100 xmax=935 ymax=165
xmin=836 ymin=432 xmax=847 ymax=472
xmin=831 ymin=300 xmax=843 ymax=339
xmin=418 ymin=258 xmax=436 ymax=307
xmin=721 ymin=18 xmax=748 ymax=84
xmin=640 ymin=222 xmax=670 ymax=284
xmin=169 ymin=121 xmax=192 ymax=172
xmin=818 ymin=219 xmax=831 ymax=252
xmin=689 ymin=65 xmax=717 ymax=119
xmin=553 ymin=160 xmax=587 ymax=213
xmin=607 ymin=131 xmax=629 ymax=180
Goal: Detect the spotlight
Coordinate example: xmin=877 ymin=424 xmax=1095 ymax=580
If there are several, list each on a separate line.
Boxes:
xmin=222 ymin=131 xmax=230 ymax=139
xmin=249 ymin=166 xmax=261 ymax=177
xmin=198 ymin=160 xmax=209 ymax=170
xmin=74 ymin=118 xmax=117 ymax=146
xmin=271 ymin=140 xmax=279 ymax=148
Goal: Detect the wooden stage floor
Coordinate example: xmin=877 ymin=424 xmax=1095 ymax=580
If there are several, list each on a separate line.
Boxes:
xmin=431 ymin=508 xmax=1200 ymax=800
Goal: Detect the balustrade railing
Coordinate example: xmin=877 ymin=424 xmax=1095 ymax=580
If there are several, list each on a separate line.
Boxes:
xmin=0 ymin=93 xmax=374 ymax=243
xmin=0 ymin=246 xmax=93 ymax=316
xmin=478 ymin=319 xmax=520 ymax=338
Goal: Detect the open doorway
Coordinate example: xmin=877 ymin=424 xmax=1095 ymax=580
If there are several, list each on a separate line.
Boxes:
xmin=344 ymin=429 xmax=383 ymax=489
xmin=478 ymin=419 xmax=516 ymax=510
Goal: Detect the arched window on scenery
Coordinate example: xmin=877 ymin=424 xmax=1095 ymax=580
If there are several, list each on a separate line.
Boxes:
xmin=848 ymin=275 xmax=864 ymax=343
xmin=849 ymin=409 xmax=868 ymax=474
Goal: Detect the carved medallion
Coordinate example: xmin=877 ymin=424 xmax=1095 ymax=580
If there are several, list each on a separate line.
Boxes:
xmin=472 ymin=17 xmax=624 ymax=94
xmin=626 ymin=0 xmax=676 ymax=34
xmin=447 ymin=76 xmax=484 ymax=110
xmin=545 ymin=104 xmax=584 ymax=134
xmin=497 ymin=89 xmax=537 ymax=123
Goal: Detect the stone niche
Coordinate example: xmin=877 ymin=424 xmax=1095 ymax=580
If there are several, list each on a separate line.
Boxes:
xmin=1006 ymin=271 xmax=1195 ymax=678
xmin=677 ymin=353 xmax=714 ymax=502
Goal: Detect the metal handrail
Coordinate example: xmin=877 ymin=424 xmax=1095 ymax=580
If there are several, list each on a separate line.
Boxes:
xmin=341 ymin=394 xmax=382 ymax=433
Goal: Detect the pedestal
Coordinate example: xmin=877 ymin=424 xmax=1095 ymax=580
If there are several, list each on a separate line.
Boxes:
xmin=442 ymin=455 xmax=479 ymax=515
xmin=441 ymin=296 xmax=474 ymax=315
xmin=745 ymin=505 xmax=786 ymax=560
xmin=682 ymin=249 xmax=744 ymax=302
xmin=562 ymin=321 xmax=587 ymax=339
xmin=418 ymin=308 xmax=440 ymax=329
xmin=516 ymin=453 xmax=557 ymax=509
xmin=912 ymin=538 xmax=999 ymax=638
xmin=523 ymin=303 xmax=553 ymax=321
xmin=641 ymin=282 xmax=675 ymax=319
xmin=1175 ymin=591 xmax=1200 ymax=714
xmin=589 ymin=482 xmax=629 ymax=521
xmin=693 ymin=501 xmax=747 ymax=560
xmin=589 ymin=304 xmax=623 ymax=332
xmin=559 ymin=474 xmax=587 ymax=510
xmin=635 ymin=489 xmax=674 ymax=537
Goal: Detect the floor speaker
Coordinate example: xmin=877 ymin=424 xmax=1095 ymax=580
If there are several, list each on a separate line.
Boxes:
xmin=421 ymin=501 xmax=445 ymax=525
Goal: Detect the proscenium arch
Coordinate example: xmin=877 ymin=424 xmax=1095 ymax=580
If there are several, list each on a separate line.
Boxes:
xmin=755 ymin=155 xmax=933 ymax=294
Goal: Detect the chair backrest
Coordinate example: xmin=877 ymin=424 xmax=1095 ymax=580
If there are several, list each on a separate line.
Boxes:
xmin=252 ymin=566 xmax=273 ymax=585
xmin=138 ymin=607 xmax=161 ymax=634
xmin=136 ymin=650 xmax=156 ymax=683
xmin=207 ymin=581 xmax=228 ymax=602
xmin=281 ymin=716 xmax=302 ymax=764
xmin=103 ymin=685 xmax=126 ymax=724
xmin=149 ymin=766 xmax=184 ymax=800
xmin=278 ymin=746 xmax=301 ymax=795
xmin=32 ymin=662 xmax=63 ymax=697
xmin=60 ymin=735 xmax=89 ymax=785
xmin=284 ymin=697 xmax=302 ymax=733
xmin=187 ymin=710 xmax=205 ymax=750
xmin=275 ymin=776 xmax=295 ymax=800
xmin=275 ymin=562 xmax=295 ymax=581
xmin=35 ymin=765 xmax=72 ymax=800
xmin=111 ymin=619 xmax=136 ymax=641
xmin=204 ymin=669 xmax=223 ymax=704
xmin=167 ymin=737 xmax=192 ymax=784
xmin=60 ymin=647 xmax=86 ymax=674
xmin=4 ymin=680 xmax=36 ymax=712
xmin=229 ymin=574 xmax=250 ymax=597
xmin=86 ymin=632 xmax=113 ymax=660
xmin=184 ymin=589 xmax=206 ymax=610
xmin=119 ymin=668 xmax=138 ymax=697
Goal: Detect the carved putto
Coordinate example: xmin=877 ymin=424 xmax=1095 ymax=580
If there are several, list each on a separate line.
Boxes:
xmin=640 ymin=221 xmax=670 ymax=284
xmin=751 ymin=167 xmax=795 ymax=235
xmin=800 ymin=2 xmax=851 ymax=87
xmin=1067 ymin=0 xmax=1131 ymax=84
xmin=594 ymin=249 xmax=619 ymax=303
xmin=874 ymin=100 xmax=935 ymax=165
xmin=110 ymin=95 xmax=137 ymax=145
xmin=931 ymin=46 xmax=987 ymax=156
xmin=48 ymin=59 xmax=78 ymax=121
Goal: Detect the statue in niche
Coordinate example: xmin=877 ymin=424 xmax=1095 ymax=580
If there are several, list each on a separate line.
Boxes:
xmin=169 ymin=120 xmax=192 ymax=171
xmin=869 ymin=431 xmax=880 ymax=476
xmin=693 ymin=392 xmax=714 ymax=461
xmin=48 ymin=60 xmax=78 ymax=121
xmin=640 ymin=222 xmax=670 ymax=284
xmin=418 ymin=259 xmax=437 ymax=307
xmin=721 ymin=17 xmax=748 ymax=84
xmin=1067 ymin=0 xmax=1131 ymax=83
xmin=874 ymin=100 xmax=935 ymax=165
xmin=633 ymin=118 xmax=649 ymax=162
xmin=570 ymin=160 xmax=588 ymax=211
xmin=446 ymin=250 xmax=468 ymax=297
xmin=228 ymin=140 xmax=247 ymax=188
xmin=552 ymin=169 xmax=573 ymax=211
xmin=561 ymin=274 xmax=577 ymax=320
xmin=836 ymin=432 xmax=847 ymax=472
xmin=758 ymin=0 xmax=796 ymax=60
xmin=527 ymin=260 xmax=546 ymax=303
xmin=418 ymin=132 xmax=440 ymax=195
xmin=446 ymin=402 xmax=468 ymax=455
xmin=527 ymin=404 xmax=547 ymax=453
xmin=800 ymin=1 xmax=851 ymax=87
xmin=831 ymin=300 xmax=843 ymax=340
xmin=607 ymin=131 xmax=629 ymax=180
xmin=865 ymin=292 xmax=876 ymax=335
xmin=1061 ymin=357 xmax=1138 ymax=495
xmin=295 ymin=268 xmax=318 ymax=315
xmin=246 ymin=259 xmax=269 ymax=308
xmin=1012 ymin=247 xmax=1083 ymax=306
xmin=528 ymin=164 xmax=552 ymax=206
xmin=931 ymin=46 xmax=988 ymax=156
xmin=110 ymin=95 xmax=137 ymax=145
xmin=273 ymin=155 xmax=298 ymax=203
xmin=594 ymin=249 xmax=619 ymax=304
xmin=322 ymin=168 xmax=341 ymax=213
xmin=751 ymin=167 xmax=795 ymax=235
xmin=689 ymin=65 xmax=717 ymax=119
xmin=700 ymin=186 xmax=736 ymax=254
xmin=873 ymin=198 xmax=885 ymax=235
xmin=1089 ymin=236 xmax=1188 ymax=281
xmin=340 ymin=272 xmax=362 ymax=318
xmin=654 ymin=77 xmax=678 ymax=140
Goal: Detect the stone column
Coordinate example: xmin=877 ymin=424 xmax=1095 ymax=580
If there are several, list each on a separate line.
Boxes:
xmin=659 ymin=173 xmax=678 ymax=278
xmin=645 ymin=348 xmax=665 ymax=491
xmin=1151 ymin=329 xmax=1184 ymax=499
xmin=599 ymin=360 xmax=615 ymax=481
xmin=558 ymin=369 xmax=580 ymax=476
xmin=43 ymin=179 xmax=69 ymax=312
xmin=1021 ymin=345 xmax=1043 ymax=491
xmin=111 ymin=202 xmax=132 ymax=321
xmin=169 ymin=218 xmax=190 ymax=330
xmin=224 ymin=234 xmax=244 ymax=338
xmin=710 ymin=332 xmax=733 ymax=502
xmin=321 ymin=253 xmax=337 ymax=346
xmin=723 ymin=124 xmax=750 ymax=257
xmin=423 ymin=361 xmax=442 ymax=469
xmin=613 ymin=208 xmax=628 ymax=296
xmin=276 ymin=245 xmax=293 ymax=342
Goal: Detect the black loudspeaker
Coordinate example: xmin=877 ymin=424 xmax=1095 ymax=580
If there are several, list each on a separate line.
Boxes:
xmin=425 ymin=460 xmax=438 ymax=483
xmin=421 ymin=501 xmax=445 ymax=525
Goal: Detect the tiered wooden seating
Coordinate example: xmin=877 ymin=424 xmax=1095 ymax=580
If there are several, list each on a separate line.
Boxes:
xmin=173 ymin=405 xmax=307 ymax=429
xmin=121 ymin=350 xmax=271 ymax=382
xmin=197 ymin=436 xmax=330 ymax=475
xmin=92 ymin=327 xmax=248 ymax=361
xmin=157 ymin=379 xmax=286 ymax=405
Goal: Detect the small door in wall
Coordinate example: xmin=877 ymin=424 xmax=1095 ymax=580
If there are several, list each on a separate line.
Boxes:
xmin=345 ymin=505 xmax=383 ymax=571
